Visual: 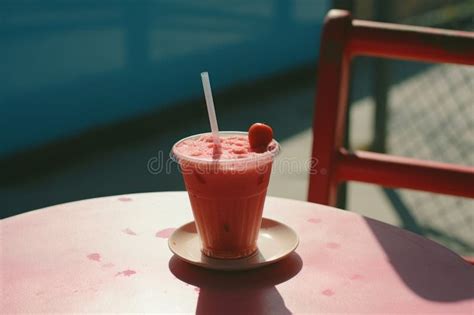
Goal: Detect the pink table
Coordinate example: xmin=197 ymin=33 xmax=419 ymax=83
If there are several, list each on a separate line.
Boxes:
xmin=2 ymin=192 xmax=473 ymax=313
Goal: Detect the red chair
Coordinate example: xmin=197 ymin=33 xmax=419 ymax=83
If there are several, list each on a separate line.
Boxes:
xmin=308 ymin=10 xmax=474 ymax=262
xmin=308 ymin=9 xmax=474 ymax=205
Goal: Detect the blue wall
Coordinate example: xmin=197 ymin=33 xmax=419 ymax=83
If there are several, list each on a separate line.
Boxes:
xmin=0 ymin=1 xmax=328 ymax=158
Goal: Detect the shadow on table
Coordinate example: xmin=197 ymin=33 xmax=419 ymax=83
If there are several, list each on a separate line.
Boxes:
xmin=169 ymin=252 xmax=302 ymax=315
xmin=364 ymin=217 xmax=474 ymax=302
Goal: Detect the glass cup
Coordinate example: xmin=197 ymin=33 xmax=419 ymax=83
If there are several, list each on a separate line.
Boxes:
xmin=171 ymin=131 xmax=280 ymax=259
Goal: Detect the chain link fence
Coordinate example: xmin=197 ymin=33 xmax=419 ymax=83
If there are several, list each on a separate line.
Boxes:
xmin=377 ymin=8 xmax=474 ymax=255
xmin=386 ymin=62 xmax=474 ymax=256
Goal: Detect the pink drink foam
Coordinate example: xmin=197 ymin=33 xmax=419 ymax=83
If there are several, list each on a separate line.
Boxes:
xmin=174 ymin=134 xmax=261 ymax=160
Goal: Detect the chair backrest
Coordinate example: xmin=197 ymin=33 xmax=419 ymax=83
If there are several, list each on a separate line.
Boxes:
xmin=308 ymin=10 xmax=474 ymax=206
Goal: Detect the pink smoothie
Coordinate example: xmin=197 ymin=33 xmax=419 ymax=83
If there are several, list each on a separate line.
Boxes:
xmin=172 ymin=132 xmax=279 ymax=259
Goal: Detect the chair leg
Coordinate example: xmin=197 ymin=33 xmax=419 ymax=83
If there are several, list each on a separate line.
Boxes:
xmin=336 ymin=183 xmax=348 ymax=209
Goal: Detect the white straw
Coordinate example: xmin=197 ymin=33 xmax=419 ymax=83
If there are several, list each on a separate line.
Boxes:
xmin=200 ymin=72 xmax=221 ymax=147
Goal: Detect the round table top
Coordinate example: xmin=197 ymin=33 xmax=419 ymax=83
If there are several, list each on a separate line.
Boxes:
xmin=2 ymin=192 xmax=473 ymax=313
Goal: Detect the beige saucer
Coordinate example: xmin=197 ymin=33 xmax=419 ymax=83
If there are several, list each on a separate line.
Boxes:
xmin=168 ymin=218 xmax=299 ymax=271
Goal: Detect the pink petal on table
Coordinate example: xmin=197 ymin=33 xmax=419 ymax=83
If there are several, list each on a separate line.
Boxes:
xmin=115 ymin=269 xmax=136 ymax=277
xmin=155 ymin=228 xmax=176 ymax=239
xmin=308 ymin=218 xmax=322 ymax=224
xmin=87 ymin=253 xmax=101 ymax=262
xmin=350 ymin=274 xmax=363 ymax=280
xmin=118 ymin=197 xmax=133 ymax=202
xmin=122 ymin=228 xmax=137 ymax=236
xmin=322 ymin=289 xmax=335 ymax=296
xmin=326 ymin=242 xmax=340 ymax=249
